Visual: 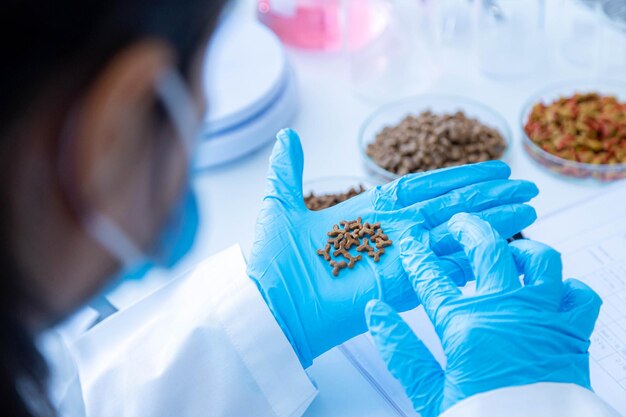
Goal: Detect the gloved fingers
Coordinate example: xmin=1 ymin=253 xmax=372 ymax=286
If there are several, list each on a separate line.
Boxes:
xmin=399 ymin=237 xmax=461 ymax=325
xmin=561 ymin=278 xmax=602 ymax=338
xmin=382 ymin=252 xmax=475 ymax=306
xmin=439 ymin=251 xmax=475 ymax=287
xmin=264 ymin=128 xmax=305 ymax=209
xmin=448 ymin=213 xmax=520 ymax=294
xmin=366 ymin=300 xmax=444 ymax=417
xmin=375 ymin=261 xmax=420 ymax=313
xmin=412 ymin=179 xmax=539 ymax=229
xmin=376 ymin=251 xmax=471 ymax=313
xmin=374 ymin=161 xmax=511 ymax=211
xmin=428 ymin=204 xmax=537 ymax=256
xmin=508 ymin=239 xmax=563 ymax=288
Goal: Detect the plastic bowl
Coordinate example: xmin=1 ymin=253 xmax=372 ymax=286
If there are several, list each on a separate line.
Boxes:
xmin=520 ymin=79 xmax=626 ymax=182
xmin=359 ymin=95 xmax=512 ymax=183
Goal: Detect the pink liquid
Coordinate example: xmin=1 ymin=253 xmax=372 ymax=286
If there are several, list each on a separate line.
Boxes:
xmin=258 ymin=0 xmax=372 ymax=52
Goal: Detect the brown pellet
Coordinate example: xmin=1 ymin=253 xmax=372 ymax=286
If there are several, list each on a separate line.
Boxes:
xmin=327 ymin=224 xmax=343 ymax=237
xmin=328 ymin=235 xmax=343 ymax=249
xmin=316 ymin=244 xmax=331 ymax=261
xmin=330 ymin=260 xmax=348 ymax=276
xmin=348 ymin=254 xmax=362 ymax=268
xmin=375 ymin=239 xmax=393 ymax=249
xmin=368 ymin=249 xmax=384 ymax=262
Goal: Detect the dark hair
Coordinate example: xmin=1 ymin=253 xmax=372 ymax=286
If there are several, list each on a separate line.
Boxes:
xmin=0 ymin=1 xmax=225 ymax=415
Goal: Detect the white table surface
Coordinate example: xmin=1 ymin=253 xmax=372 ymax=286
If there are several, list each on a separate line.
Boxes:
xmin=104 ymin=1 xmax=626 ymax=415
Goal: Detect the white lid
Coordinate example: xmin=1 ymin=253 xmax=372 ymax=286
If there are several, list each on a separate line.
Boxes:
xmin=195 ymin=65 xmax=298 ymax=169
xmin=202 ymin=17 xmax=288 ymax=134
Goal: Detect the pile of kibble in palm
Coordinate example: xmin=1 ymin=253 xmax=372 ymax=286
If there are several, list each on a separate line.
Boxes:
xmin=524 ymin=93 xmax=626 ymax=165
xmin=305 ymin=185 xmax=366 ymax=211
xmin=306 ymin=187 xmax=393 ymax=277
xmin=366 ymin=110 xmax=507 ymax=175
xmin=317 ymin=217 xmax=392 ymax=277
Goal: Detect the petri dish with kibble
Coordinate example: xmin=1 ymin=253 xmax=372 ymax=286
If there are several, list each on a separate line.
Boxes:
xmin=303 ymin=176 xmax=375 ymax=211
xmin=520 ymin=80 xmax=626 ymax=182
xmin=358 ymin=95 xmax=512 ymax=183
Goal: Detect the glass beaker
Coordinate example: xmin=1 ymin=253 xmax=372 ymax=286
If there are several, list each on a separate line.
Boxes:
xmin=557 ymin=0 xmax=602 ymax=72
xmin=436 ymin=0 xmax=476 ymax=49
xmin=348 ymin=0 xmax=440 ymax=102
xmin=476 ymin=0 xmax=546 ymax=78
xmin=257 ymin=0 xmax=343 ymax=51
xmin=257 ymin=0 xmax=383 ymax=52
xmin=600 ymin=0 xmax=626 ymax=76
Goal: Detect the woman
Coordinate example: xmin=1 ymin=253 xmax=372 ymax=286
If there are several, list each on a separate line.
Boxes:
xmin=1 ymin=1 xmax=610 ymax=416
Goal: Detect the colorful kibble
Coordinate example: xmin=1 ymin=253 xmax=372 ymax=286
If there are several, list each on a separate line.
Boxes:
xmin=524 ymin=93 xmax=626 ymax=165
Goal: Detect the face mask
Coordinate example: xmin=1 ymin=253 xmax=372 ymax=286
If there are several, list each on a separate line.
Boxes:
xmin=109 ymin=188 xmax=200 ymax=283
xmin=80 ymin=68 xmax=203 ymax=288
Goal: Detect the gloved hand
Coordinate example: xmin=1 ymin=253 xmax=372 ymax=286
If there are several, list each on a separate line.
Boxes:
xmin=366 ymin=213 xmax=602 ymax=417
xmin=248 ymin=129 xmax=539 ymax=367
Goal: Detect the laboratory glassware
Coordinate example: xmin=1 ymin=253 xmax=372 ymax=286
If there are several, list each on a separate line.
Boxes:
xmin=600 ymin=0 xmax=626 ymax=76
xmin=476 ymin=0 xmax=546 ymax=78
xmin=257 ymin=0 xmax=381 ymax=52
xmin=557 ymin=0 xmax=602 ymax=73
xmin=257 ymin=0 xmax=342 ymax=51
xmin=348 ymin=0 xmax=440 ymax=102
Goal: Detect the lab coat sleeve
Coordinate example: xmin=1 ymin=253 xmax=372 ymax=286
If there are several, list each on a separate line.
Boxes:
xmin=72 ymin=245 xmax=317 ymax=417
xmin=440 ymin=382 xmax=622 ymax=417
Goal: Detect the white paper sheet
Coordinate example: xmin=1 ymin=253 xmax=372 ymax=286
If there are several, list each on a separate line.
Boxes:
xmin=341 ymin=183 xmax=626 ymax=416
xmin=525 ymin=183 xmax=626 ymax=415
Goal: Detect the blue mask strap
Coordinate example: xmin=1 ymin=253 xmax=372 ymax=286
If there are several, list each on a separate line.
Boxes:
xmin=154 ymin=69 xmax=201 ymax=160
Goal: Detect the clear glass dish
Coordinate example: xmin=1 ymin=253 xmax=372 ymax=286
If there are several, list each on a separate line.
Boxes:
xmin=520 ymin=79 xmax=626 ymax=182
xmin=358 ymin=94 xmax=512 ymax=183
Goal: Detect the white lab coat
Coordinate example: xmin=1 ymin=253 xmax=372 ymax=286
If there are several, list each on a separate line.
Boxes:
xmin=41 ymin=245 xmax=621 ymax=417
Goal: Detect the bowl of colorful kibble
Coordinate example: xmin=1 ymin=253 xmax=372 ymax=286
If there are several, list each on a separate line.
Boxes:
xmin=521 ymin=80 xmax=626 ymax=181
xmin=359 ymin=95 xmax=511 ymax=183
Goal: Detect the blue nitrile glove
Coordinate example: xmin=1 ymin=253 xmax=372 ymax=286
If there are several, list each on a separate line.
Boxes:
xmin=365 ymin=213 xmax=602 ymax=417
xmin=248 ymin=129 xmax=539 ymax=367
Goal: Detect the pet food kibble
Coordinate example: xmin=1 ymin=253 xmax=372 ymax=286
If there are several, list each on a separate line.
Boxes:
xmin=327 ymin=224 xmax=343 ymax=237
xmin=317 ymin=218 xmax=393 ymax=277
xmin=356 ymin=242 xmax=372 ymax=253
xmin=316 ymin=244 xmax=331 ymax=261
xmin=524 ymin=93 xmax=626 ymax=165
xmin=368 ymin=249 xmax=384 ymax=262
xmin=329 ymin=235 xmax=343 ymax=249
xmin=305 ymin=185 xmax=367 ymax=211
xmin=330 ymin=260 xmax=348 ymax=276
xmin=367 ymin=111 xmax=507 ymax=175
xmin=375 ymin=239 xmax=392 ymax=249
xmin=347 ymin=254 xmax=362 ymax=268
xmin=344 ymin=233 xmax=360 ymax=249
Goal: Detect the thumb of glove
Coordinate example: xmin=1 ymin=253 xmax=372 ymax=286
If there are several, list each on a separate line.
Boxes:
xmin=264 ymin=128 xmax=305 ymax=209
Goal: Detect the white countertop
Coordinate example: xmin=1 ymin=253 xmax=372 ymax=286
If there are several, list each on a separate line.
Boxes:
xmin=105 ymin=1 xmax=625 ymax=415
